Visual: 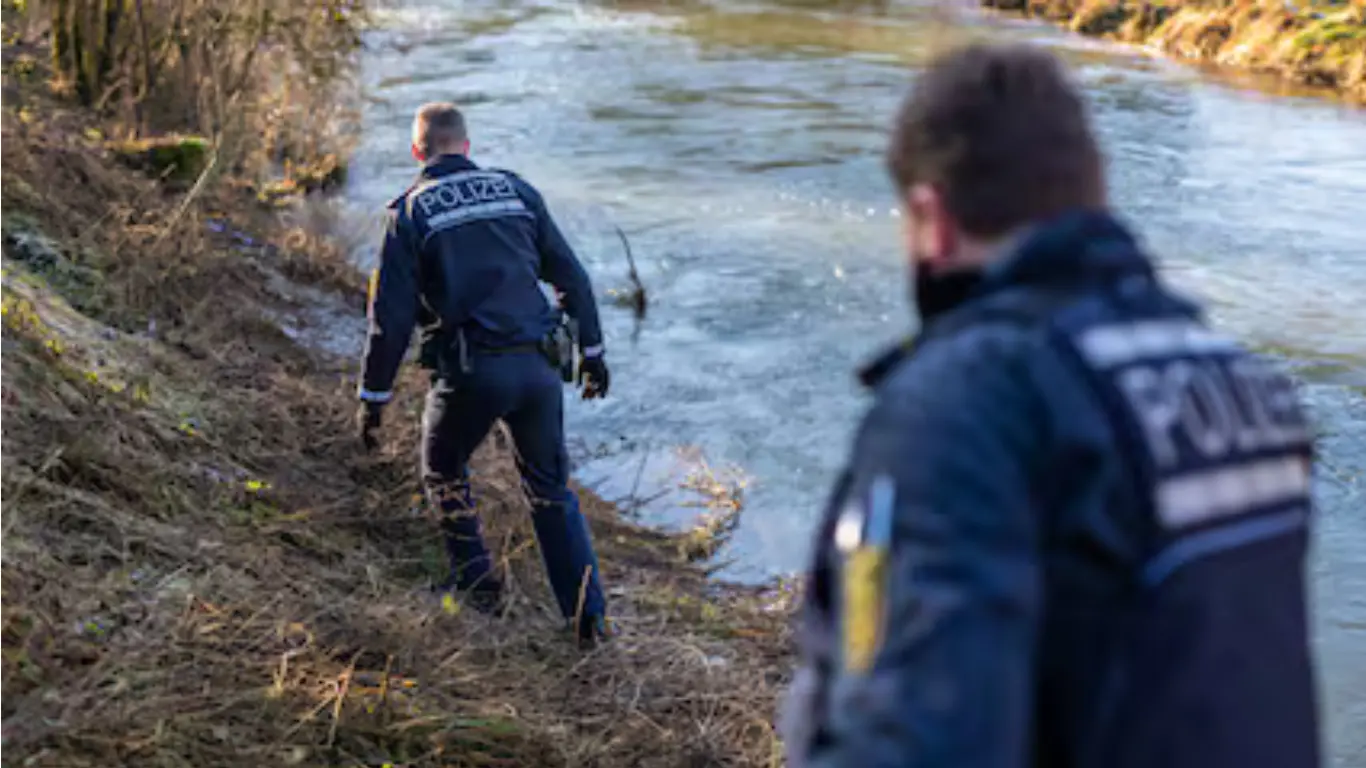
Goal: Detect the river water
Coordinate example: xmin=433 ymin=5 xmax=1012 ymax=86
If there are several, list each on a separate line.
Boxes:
xmin=344 ymin=0 xmax=1366 ymax=762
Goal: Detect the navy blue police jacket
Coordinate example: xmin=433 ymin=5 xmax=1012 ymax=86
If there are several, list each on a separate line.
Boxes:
xmin=782 ymin=210 xmax=1320 ymax=768
xmin=358 ymin=154 xmax=604 ymax=403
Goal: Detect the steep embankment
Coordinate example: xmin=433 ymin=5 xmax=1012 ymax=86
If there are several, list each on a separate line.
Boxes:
xmin=983 ymin=0 xmax=1366 ymax=102
xmin=0 ymin=17 xmax=792 ymax=768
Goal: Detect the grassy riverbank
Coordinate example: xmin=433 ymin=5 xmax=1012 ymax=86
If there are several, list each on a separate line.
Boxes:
xmin=1 ymin=8 xmax=792 ymax=767
xmin=982 ymin=0 xmax=1366 ymax=102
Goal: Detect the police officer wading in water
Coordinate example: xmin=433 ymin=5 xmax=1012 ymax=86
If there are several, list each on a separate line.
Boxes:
xmin=356 ymin=103 xmax=612 ymax=646
xmin=783 ymin=43 xmax=1320 ymax=768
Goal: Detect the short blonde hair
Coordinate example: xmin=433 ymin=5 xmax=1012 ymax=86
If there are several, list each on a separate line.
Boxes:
xmin=412 ymin=102 xmax=467 ymax=157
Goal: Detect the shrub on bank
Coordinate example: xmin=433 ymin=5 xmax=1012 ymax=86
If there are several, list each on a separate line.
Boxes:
xmin=981 ymin=0 xmax=1366 ymax=101
xmin=7 ymin=0 xmax=365 ymax=204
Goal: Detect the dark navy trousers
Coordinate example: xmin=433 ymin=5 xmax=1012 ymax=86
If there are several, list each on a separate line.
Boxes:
xmin=421 ymin=351 xmax=606 ymax=620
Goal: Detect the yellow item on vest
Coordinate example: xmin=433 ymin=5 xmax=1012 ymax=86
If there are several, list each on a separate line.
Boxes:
xmin=841 ymin=544 xmax=888 ymax=674
xmin=837 ymin=474 xmax=896 ymax=675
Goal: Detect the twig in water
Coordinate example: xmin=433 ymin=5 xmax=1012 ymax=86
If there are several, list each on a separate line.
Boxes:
xmin=614 ymin=225 xmax=648 ymax=343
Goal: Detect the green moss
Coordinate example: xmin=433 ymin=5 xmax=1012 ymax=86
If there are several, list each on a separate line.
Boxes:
xmin=107 ymin=135 xmax=212 ymax=184
xmin=1 ymin=214 xmax=105 ymax=315
xmin=1287 ymin=6 xmax=1365 ymax=54
xmin=1295 ymin=23 xmax=1361 ymax=48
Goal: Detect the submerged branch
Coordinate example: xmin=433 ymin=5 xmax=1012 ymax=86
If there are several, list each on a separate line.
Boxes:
xmin=613 ymin=225 xmax=649 ymax=343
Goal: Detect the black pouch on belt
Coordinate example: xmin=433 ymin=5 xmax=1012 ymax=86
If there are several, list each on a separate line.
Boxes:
xmin=540 ymin=316 xmax=577 ymax=383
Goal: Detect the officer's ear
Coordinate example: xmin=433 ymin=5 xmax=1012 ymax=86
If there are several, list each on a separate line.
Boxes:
xmin=411 ymin=143 xmax=425 ymax=163
xmin=459 ymin=139 xmax=471 ymax=156
xmin=903 ymin=183 xmax=958 ymax=266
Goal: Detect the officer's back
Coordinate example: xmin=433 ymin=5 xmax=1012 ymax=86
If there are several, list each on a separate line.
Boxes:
xmin=782 ymin=43 xmax=1320 ymax=768
xmin=364 ymin=155 xmax=601 ymax=373
xmin=357 ymin=103 xmax=611 ymax=642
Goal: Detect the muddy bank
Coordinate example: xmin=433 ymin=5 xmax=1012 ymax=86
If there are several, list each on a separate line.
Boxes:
xmin=982 ymin=0 xmax=1366 ymax=102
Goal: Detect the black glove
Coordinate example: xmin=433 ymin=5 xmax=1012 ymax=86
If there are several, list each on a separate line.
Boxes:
xmin=579 ymin=355 xmax=610 ymax=400
xmin=356 ymin=402 xmax=384 ymax=451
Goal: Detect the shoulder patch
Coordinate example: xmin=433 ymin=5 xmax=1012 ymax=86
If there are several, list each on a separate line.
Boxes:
xmin=838 ymin=474 xmax=895 ymax=674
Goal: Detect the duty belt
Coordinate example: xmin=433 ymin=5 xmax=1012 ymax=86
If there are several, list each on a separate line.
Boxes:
xmin=474 ymin=342 xmax=542 ymax=355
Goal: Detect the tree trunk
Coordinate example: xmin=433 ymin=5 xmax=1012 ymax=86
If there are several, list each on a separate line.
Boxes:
xmin=95 ymin=0 xmax=127 ymax=97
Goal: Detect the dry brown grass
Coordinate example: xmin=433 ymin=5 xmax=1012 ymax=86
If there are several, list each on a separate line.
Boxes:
xmin=1 ymin=42 xmax=795 ymax=768
xmin=981 ymin=0 xmax=1366 ymax=102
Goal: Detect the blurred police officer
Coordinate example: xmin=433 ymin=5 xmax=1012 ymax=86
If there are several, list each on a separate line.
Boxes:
xmin=782 ymin=43 xmax=1320 ymax=768
xmin=357 ymin=102 xmax=612 ymax=645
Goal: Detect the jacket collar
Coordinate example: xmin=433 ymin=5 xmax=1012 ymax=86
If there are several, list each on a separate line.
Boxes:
xmin=419 ymin=153 xmax=479 ymax=180
xmin=978 ymin=208 xmax=1153 ymax=294
xmin=857 ymin=209 xmax=1155 ymax=388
